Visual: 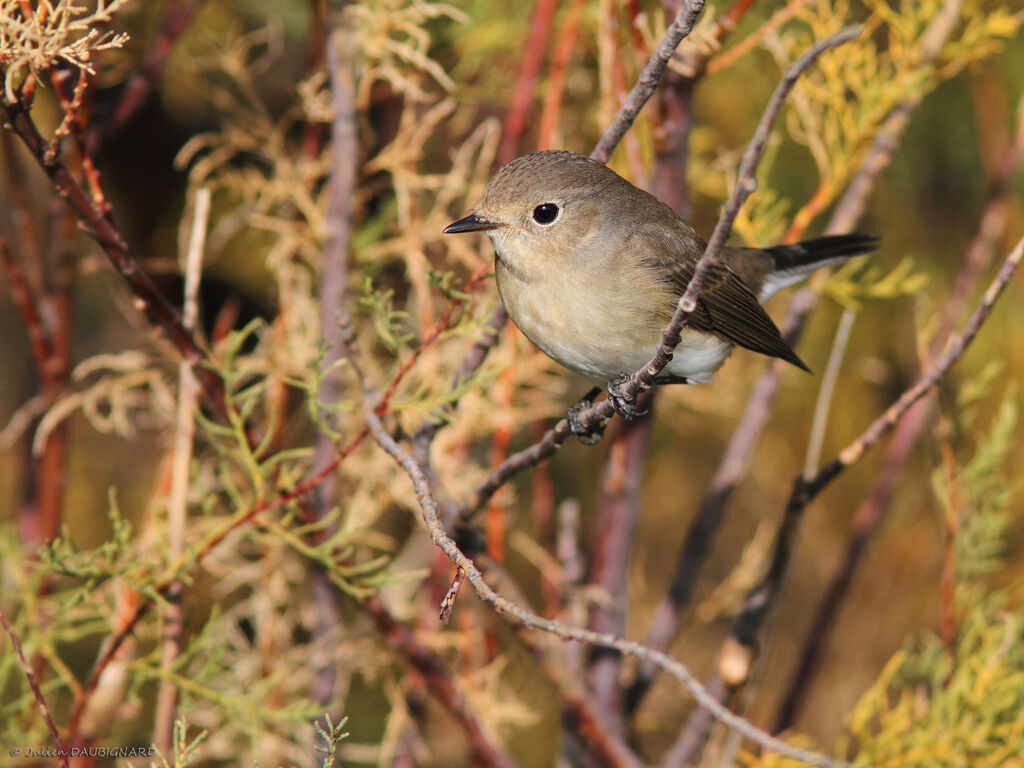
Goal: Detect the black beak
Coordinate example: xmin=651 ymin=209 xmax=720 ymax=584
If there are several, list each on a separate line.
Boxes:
xmin=443 ymin=213 xmax=500 ymax=234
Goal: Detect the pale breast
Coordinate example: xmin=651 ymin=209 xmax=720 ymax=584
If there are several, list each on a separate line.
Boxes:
xmin=495 ymin=256 xmax=734 ymax=384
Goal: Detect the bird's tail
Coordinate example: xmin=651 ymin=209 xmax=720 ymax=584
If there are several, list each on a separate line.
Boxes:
xmin=760 ymin=234 xmax=879 ymax=300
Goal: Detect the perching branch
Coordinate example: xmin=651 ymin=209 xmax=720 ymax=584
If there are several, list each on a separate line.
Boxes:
xmin=477 ymin=555 xmax=645 ymax=768
xmin=820 ymin=238 xmax=1022 ymax=487
xmin=421 ymin=0 xmax=710 ymax=459
xmin=630 ymin=27 xmax=863 ymax=393
xmin=666 ymin=236 xmax=1022 ymax=766
xmin=770 ymin=103 xmax=1024 ymax=727
xmin=633 ymin=0 xmax=968 ymax=713
xmin=460 ymin=26 xmax=863 ymax=518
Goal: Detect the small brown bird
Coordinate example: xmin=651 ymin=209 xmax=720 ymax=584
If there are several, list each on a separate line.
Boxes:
xmin=445 ymin=150 xmax=876 ymax=405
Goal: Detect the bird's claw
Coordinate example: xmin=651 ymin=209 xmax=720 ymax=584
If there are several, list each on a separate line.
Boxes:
xmin=607 ymin=373 xmax=647 ymax=420
xmin=567 ymin=387 xmax=606 ymax=444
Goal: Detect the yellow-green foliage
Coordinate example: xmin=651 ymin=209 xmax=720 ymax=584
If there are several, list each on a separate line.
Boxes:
xmin=711 ymin=0 xmax=1020 ymax=246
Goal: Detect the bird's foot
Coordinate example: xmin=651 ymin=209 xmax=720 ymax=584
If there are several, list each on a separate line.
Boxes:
xmin=567 ymin=387 xmax=606 ymax=445
xmin=607 ymin=373 xmax=648 ymax=420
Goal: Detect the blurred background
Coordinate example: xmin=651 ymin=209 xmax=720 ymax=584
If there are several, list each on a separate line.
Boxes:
xmin=1 ymin=0 xmax=1023 ymax=766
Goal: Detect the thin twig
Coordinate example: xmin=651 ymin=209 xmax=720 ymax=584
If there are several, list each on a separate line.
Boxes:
xmin=771 ymin=402 xmax=917 ymax=731
xmin=678 ymin=234 xmax=1022 ymax=756
xmin=828 ymin=239 xmax=1022 ymax=479
xmin=66 ymin=266 xmax=489 ymax=742
xmin=421 ymin=0 xmax=709 ymax=455
xmin=482 ymin=554 xmax=644 ymax=768
xmin=439 ymin=0 xmax=561 ymax=433
xmin=663 ymin=673 xmax=731 ymax=767
xmin=1 ymin=96 xmax=226 ymax=411
xmin=424 ymin=0 xmax=712 ymax=467
xmin=364 ymin=409 xmax=857 ymax=768
xmin=439 ymin=568 xmax=466 ymax=625
xmin=663 ymin=27 xmax=862 ymax=327
xmin=734 ymin=233 xmax=1024 ymax=686
xmin=597 ymin=0 xmax=734 ymax=671
xmin=652 ymin=0 xmax=762 ymax=218
xmin=0 ymin=606 xmax=70 ymax=768
xmin=47 ymin=66 xmax=106 ymax=211
xmin=45 ymin=68 xmax=88 ymax=166
xmin=591 ymin=0 xmax=707 ymax=163
xmin=653 ymin=4 xmax=975 ymax=743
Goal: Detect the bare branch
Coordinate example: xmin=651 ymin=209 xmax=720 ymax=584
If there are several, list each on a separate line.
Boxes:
xmin=634 ymin=26 xmax=863 ymax=388
xmin=733 ymin=232 xmax=1023 ymax=686
xmin=365 ymin=410 xmax=858 ymax=768
xmin=482 ymin=554 xmax=645 ymax=768
xmin=313 ymin=0 xmax=358 ymax=525
xmin=669 ymin=234 xmax=1022 ymax=759
xmin=425 ymin=0 xmax=714 ymax=474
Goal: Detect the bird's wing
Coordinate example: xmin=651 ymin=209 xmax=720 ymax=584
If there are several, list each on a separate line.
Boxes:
xmin=658 ymin=257 xmax=810 ymax=372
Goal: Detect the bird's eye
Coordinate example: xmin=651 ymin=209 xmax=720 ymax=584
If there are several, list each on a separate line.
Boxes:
xmin=532 ymin=203 xmax=559 ymax=224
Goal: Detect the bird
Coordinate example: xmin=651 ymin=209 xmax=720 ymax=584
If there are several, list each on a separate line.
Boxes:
xmin=444 ymin=150 xmax=877 ymax=430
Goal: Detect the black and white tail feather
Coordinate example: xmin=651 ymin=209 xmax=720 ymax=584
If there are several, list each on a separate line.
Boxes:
xmin=760 ymin=234 xmax=880 ymax=301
